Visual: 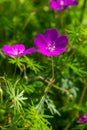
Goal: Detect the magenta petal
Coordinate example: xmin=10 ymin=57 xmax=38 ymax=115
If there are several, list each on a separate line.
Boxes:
xmin=34 ymin=34 xmax=47 ymax=49
xmin=50 ymin=0 xmax=78 ymax=11
xmin=48 ymin=48 xmax=66 ymax=56
xmin=2 ymin=44 xmax=35 ymax=57
xmin=56 ymin=0 xmax=67 ymax=10
xmin=12 ymin=44 xmax=25 ymax=56
xmin=37 ymin=48 xmax=66 ymax=57
xmin=2 ymin=45 xmax=15 ymax=56
xmin=50 ymin=0 xmax=59 ymax=10
xmin=2 ymin=44 xmax=26 ymax=56
xmin=77 ymin=118 xmax=85 ymax=123
xmin=2 ymin=45 xmax=12 ymax=52
xmin=55 ymin=35 xmax=68 ymax=48
xmin=44 ymin=28 xmax=60 ymax=42
xmin=67 ymin=0 xmax=78 ymax=5
xmin=37 ymin=49 xmax=53 ymax=57
xmin=84 ymin=118 xmax=87 ymax=122
xmin=34 ymin=28 xmax=68 ymax=57
xmin=24 ymin=47 xmax=36 ymax=55
xmin=50 ymin=48 xmax=66 ymax=56
xmin=72 ymin=1 xmax=78 ymax=6
xmin=83 ymin=114 xmax=87 ymax=119
xmin=12 ymin=44 xmax=25 ymax=51
xmin=50 ymin=0 xmax=68 ymax=11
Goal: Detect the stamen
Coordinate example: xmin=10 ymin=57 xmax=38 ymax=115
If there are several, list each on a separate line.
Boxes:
xmin=47 ymin=41 xmax=56 ymax=52
xmin=60 ymin=0 xmax=64 ymax=6
xmin=12 ymin=49 xmax=18 ymax=55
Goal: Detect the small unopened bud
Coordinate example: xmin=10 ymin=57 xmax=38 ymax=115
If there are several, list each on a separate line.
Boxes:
xmin=0 ymin=87 xmax=3 ymax=103
xmin=0 ymin=87 xmax=3 ymax=95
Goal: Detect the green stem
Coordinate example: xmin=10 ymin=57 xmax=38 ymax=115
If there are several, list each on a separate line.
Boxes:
xmin=63 ymin=117 xmax=76 ymax=130
xmin=51 ymin=56 xmax=54 ymax=80
xmin=78 ymin=83 xmax=87 ymax=106
xmin=58 ymin=12 xmax=65 ymax=32
xmin=36 ymin=57 xmax=55 ymax=114
xmin=0 ymin=76 xmax=8 ymax=88
xmin=13 ymin=64 xmax=17 ymax=77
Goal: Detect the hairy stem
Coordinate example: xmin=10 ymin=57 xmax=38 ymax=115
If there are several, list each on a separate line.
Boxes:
xmin=14 ymin=64 xmax=17 ymax=77
xmin=51 ymin=56 xmax=54 ymax=80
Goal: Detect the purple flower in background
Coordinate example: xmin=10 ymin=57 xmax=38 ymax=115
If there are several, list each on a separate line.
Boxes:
xmin=77 ymin=118 xmax=85 ymax=123
xmin=83 ymin=114 xmax=87 ymax=118
xmin=50 ymin=0 xmax=78 ymax=11
xmin=34 ymin=28 xmax=68 ymax=57
xmin=2 ymin=44 xmax=35 ymax=57
xmin=77 ymin=114 xmax=87 ymax=123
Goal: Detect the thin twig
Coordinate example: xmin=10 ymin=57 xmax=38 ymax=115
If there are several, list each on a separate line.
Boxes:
xmin=39 ymin=76 xmax=70 ymax=95
xmin=63 ymin=117 xmax=76 ymax=130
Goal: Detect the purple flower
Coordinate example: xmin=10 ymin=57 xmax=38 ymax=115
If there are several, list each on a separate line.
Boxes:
xmin=34 ymin=28 xmax=68 ymax=57
xmin=83 ymin=114 xmax=87 ymax=119
xmin=2 ymin=44 xmax=35 ymax=57
xmin=77 ymin=118 xmax=85 ymax=123
xmin=50 ymin=0 xmax=78 ymax=11
xmin=77 ymin=114 xmax=87 ymax=123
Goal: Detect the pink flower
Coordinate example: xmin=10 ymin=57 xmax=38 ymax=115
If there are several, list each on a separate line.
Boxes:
xmin=50 ymin=0 xmax=78 ymax=11
xmin=34 ymin=28 xmax=68 ymax=57
xmin=77 ymin=114 xmax=87 ymax=123
xmin=2 ymin=44 xmax=35 ymax=57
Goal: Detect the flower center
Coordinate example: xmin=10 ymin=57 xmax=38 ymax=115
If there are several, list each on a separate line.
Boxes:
xmin=60 ymin=0 xmax=64 ymax=6
xmin=47 ymin=41 xmax=56 ymax=52
xmin=13 ymin=48 xmax=24 ymax=55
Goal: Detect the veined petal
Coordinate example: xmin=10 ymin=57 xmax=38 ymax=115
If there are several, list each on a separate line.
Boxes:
xmin=44 ymin=28 xmax=60 ymax=42
xmin=50 ymin=0 xmax=68 ymax=11
xmin=34 ymin=34 xmax=47 ymax=49
xmin=2 ymin=45 xmax=15 ymax=56
xmin=2 ymin=44 xmax=35 ymax=57
xmin=50 ymin=0 xmax=59 ymax=10
xmin=50 ymin=0 xmax=78 ymax=11
xmin=83 ymin=114 xmax=87 ymax=119
xmin=72 ymin=0 xmax=78 ymax=6
xmin=12 ymin=44 xmax=25 ymax=56
xmin=37 ymin=48 xmax=66 ymax=57
xmin=57 ymin=0 xmax=67 ymax=10
xmin=34 ymin=28 xmax=68 ymax=57
xmin=55 ymin=34 xmax=68 ymax=48
xmin=2 ymin=45 xmax=12 ymax=52
xmin=24 ymin=47 xmax=36 ymax=55
xmin=49 ymin=48 xmax=66 ymax=56
xmin=13 ymin=44 xmax=25 ymax=51
xmin=37 ymin=49 xmax=52 ymax=56
xmin=77 ymin=118 xmax=85 ymax=123
xmin=67 ymin=0 xmax=78 ymax=5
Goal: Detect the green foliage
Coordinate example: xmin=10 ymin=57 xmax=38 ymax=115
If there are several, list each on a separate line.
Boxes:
xmin=25 ymin=106 xmax=52 ymax=130
xmin=0 ymin=0 xmax=87 ymax=130
xmin=8 ymin=56 xmax=42 ymax=74
xmin=23 ymin=56 xmax=43 ymax=74
xmin=45 ymin=96 xmax=61 ymax=116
